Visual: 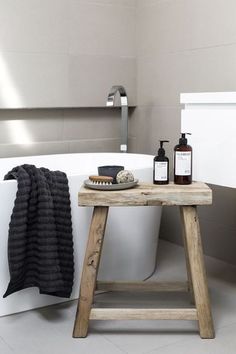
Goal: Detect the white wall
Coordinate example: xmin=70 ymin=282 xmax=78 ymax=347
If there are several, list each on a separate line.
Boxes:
xmin=134 ymin=0 xmax=236 ymax=264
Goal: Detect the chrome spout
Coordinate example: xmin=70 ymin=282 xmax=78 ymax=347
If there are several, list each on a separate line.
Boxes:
xmin=106 ymin=85 xmax=128 ymax=153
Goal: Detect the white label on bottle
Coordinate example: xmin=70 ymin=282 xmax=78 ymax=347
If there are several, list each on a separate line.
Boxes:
xmin=175 ymin=151 xmax=191 ymax=176
xmin=154 ymin=161 xmax=168 ymax=181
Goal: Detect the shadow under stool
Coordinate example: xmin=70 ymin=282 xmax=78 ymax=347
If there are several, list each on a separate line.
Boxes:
xmin=72 ymin=182 xmax=215 ymax=339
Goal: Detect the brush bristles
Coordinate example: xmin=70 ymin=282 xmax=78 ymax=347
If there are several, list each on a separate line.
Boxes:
xmin=91 ymin=181 xmax=112 ymax=185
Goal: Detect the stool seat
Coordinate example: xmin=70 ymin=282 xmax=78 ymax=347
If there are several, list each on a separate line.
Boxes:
xmin=73 ymin=182 xmax=215 ymax=339
xmin=77 ymin=181 xmax=212 ymax=206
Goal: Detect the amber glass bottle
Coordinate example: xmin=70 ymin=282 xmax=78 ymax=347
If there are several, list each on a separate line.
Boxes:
xmin=174 ymin=133 xmax=192 ymax=185
xmin=153 ymin=140 xmax=169 ymax=185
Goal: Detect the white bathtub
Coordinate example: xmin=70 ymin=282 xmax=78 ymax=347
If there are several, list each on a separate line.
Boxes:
xmin=0 ymin=152 xmax=162 ymax=316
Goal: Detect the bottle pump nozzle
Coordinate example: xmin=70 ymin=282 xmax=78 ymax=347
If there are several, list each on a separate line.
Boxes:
xmin=158 ymin=140 xmax=169 ymax=156
xmin=179 ymin=133 xmax=191 ymax=145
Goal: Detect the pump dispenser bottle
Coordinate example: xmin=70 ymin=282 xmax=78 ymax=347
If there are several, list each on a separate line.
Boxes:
xmin=174 ymin=133 xmax=192 ymax=185
xmin=153 ymin=140 xmax=169 ymax=185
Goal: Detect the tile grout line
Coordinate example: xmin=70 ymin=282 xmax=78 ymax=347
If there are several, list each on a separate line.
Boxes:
xmin=100 ymin=333 xmax=129 ymax=354
xmin=143 ymin=319 xmax=236 ymax=354
xmin=0 ymin=334 xmax=14 ymax=352
xmin=143 ymin=335 xmax=198 ymax=354
xmin=137 ymin=41 xmax=236 ymax=59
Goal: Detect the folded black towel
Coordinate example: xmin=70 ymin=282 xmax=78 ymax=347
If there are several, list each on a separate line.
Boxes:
xmin=3 ymin=164 xmax=74 ymax=298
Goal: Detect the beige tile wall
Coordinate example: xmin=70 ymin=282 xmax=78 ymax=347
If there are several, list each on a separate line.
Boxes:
xmin=0 ymin=0 xmax=136 ymax=108
xmin=2 ymin=0 xmax=236 ymax=264
xmin=0 ymin=0 xmax=136 ymax=156
xmin=0 ymin=108 xmax=128 ymax=157
xmin=135 ymin=0 xmax=236 ymax=264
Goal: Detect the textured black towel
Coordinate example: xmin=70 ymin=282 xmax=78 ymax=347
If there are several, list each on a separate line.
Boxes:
xmin=3 ymin=164 xmax=74 ymax=298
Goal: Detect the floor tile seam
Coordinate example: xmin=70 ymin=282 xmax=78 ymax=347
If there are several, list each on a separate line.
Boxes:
xmin=143 ymin=335 xmax=194 ymax=354
xmin=0 ymin=334 xmax=14 ymax=351
xmin=100 ymin=333 xmax=129 ymax=354
xmin=143 ymin=320 xmax=236 ymax=353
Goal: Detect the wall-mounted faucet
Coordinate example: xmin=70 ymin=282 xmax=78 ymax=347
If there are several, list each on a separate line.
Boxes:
xmin=106 ymin=85 xmax=128 ymax=153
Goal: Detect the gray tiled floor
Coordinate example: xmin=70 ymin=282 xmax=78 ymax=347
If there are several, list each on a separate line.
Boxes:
xmin=1 ymin=240 xmax=236 ymax=354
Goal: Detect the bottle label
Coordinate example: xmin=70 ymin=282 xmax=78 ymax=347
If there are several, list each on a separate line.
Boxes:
xmin=154 ymin=161 xmax=168 ymax=181
xmin=175 ymin=151 xmax=191 ymax=176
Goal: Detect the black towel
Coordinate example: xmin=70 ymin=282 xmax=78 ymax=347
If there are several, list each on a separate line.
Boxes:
xmin=3 ymin=164 xmax=74 ymax=298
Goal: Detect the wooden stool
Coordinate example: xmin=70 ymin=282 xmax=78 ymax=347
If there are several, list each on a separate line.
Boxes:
xmin=73 ymin=182 xmax=215 ymax=339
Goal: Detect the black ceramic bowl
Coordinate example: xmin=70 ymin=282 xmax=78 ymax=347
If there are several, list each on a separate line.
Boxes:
xmin=98 ymin=165 xmax=124 ymax=184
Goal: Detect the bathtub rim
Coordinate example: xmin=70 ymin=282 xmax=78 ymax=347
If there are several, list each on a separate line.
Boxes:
xmin=0 ymin=152 xmax=155 ymax=181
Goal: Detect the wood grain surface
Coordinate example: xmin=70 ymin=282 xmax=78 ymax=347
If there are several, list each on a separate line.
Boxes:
xmin=78 ymin=182 xmax=212 ymax=206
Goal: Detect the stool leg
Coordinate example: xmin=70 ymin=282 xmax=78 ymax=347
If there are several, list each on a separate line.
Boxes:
xmin=180 ymin=206 xmax=215 ymax=339
xmin=73 ymin=206 xmax=109 ymax=338
xmin=180 ymin=208 xmax=195 ymax=304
